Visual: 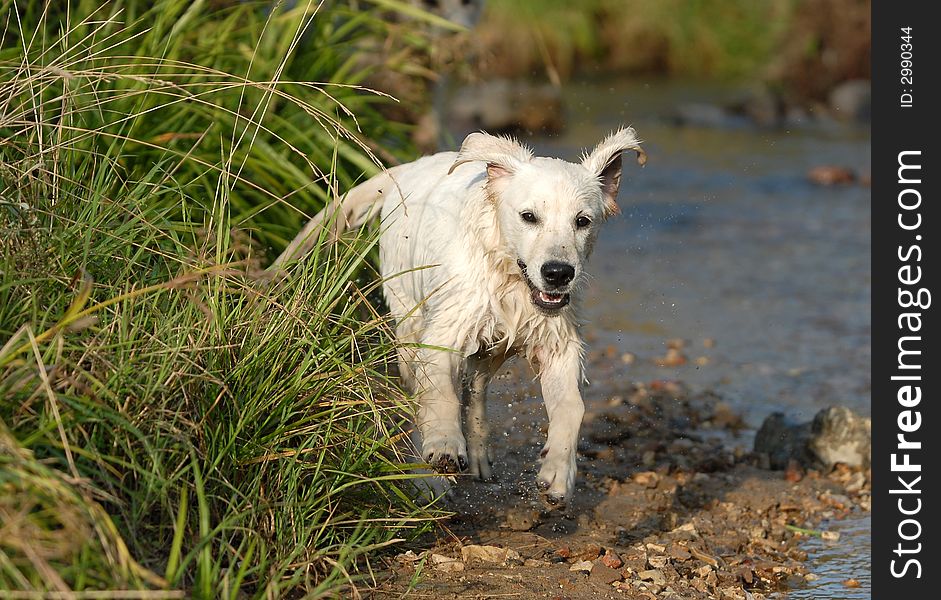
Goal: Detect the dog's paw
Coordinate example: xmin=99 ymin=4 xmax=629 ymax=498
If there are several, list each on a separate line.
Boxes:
xmin=466 ymin=440 xmax=493 ymax=480
xmin=536 ymin=450 xmax=575 ymax=506
xmin=422 ymin=431 xmax=468 ymax=474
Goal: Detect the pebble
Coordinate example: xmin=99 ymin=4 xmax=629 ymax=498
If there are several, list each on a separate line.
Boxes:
xmin=808 ymin=165 xmax=857 ymax=186
xmin=821 ymin=530 xmax=841 ymax=542
xmin=460 ymin=545 xmax=520 ymax=564
xmin=654 ymin=348 xmax=687 ymax=367
xmin=638 ymin=569 xmax=666 ymax=585
xmin=430 ymin=553 xmax=464 ymax=573
xmin=590 ymin=561 xmax=623 ymax=584
xmin=667 ymin=544 xmax=692 ymax=561
xmin=601 ymin=550 xmax=623 ymax=569
xmin=633 ymin=471 xmax=660 ymax=488
xmin=569 ymin=560 xmax=594 ymax=573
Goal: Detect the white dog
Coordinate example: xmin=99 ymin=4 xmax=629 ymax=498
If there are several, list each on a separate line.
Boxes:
xmin=272 ymin=128 xmax=645 ymax=504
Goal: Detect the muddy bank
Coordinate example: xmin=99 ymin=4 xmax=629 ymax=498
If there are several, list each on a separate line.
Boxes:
xmin=370 ymin=372 xmax=870 ymax=599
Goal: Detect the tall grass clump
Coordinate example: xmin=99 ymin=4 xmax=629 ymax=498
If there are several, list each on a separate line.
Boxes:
xmin=1 ymin=0 xmax=439 ymax=596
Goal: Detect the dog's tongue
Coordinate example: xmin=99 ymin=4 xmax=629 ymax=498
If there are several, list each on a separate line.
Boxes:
xmin=538 ymin=291 xmax=565 ymax=304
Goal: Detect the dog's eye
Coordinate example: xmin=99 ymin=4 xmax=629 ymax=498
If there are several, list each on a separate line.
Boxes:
xmin=575 ymin=215 xmax=592 ymax=229
xmin=520 ymin=211 xmax=538 ymax=224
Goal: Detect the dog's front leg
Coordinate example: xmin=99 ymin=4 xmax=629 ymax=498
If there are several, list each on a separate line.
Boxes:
xmin=536 ymin=347 xmax=585 ymax=505
xmin=415 ymin=345 xmax=468 ymax=474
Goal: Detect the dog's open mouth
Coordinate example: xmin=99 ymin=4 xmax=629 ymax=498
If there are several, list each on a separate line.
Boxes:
xmin=517 ymin=260 xmax=571 ymax=311
xmin=532 ymin=289 xmax=570 ymax=310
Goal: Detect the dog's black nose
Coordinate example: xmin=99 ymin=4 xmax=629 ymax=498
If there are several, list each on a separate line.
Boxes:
xmin=541 ymin=261 xmax=575 ymax=287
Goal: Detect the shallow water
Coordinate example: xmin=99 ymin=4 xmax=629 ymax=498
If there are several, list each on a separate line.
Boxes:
xmin=445 ymin=77 xmax=871 ymax=597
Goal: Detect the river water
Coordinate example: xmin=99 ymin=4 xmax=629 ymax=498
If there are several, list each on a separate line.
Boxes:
xmin=445 ymin=77 xmax=871 ymax=598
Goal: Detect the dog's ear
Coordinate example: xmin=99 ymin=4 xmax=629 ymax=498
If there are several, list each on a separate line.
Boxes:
xmin=448 ymin=132 xmax=533 ymax=180
xmin=581 ymin=127 xmax=646 ymax=217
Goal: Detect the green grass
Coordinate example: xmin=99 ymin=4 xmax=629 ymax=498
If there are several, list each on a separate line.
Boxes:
xmin=0 ymin=0 xmax=441 ymax=596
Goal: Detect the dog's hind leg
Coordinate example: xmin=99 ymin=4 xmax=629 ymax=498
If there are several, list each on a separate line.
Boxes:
xmin=414 ymin=339 xmax=468 ymax=475
xmin=462 ymin=350 xmax=511 ymax=480
xmin=462 ymin=353 xmax=494 ymax=480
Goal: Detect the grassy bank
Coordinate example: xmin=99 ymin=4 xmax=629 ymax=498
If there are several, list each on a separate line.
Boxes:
xmin=476 ymin=0 xmax=870 ymax=100
xmin=1 ymin=1 xmax=436 ymax=596
xmin=477 ymin=0 xmax=794 ymax=80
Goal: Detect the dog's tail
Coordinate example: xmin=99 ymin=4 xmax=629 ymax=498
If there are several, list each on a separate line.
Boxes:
xmin=267 ymin=165 xmax=403 ymax=274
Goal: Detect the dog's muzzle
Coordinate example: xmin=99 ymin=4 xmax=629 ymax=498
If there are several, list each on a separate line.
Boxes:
xmin=517 ymin=259 xmax=571 ymax=310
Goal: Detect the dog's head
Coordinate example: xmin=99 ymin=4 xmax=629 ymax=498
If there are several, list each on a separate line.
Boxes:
xmin=449 ymin=128 xmax=646 ymax=313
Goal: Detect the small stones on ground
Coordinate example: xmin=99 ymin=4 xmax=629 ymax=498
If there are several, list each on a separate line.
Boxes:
xmin=377 ymin=380 xmax=871 ymax=599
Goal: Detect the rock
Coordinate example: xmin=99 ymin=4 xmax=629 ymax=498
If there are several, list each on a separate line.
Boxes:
xmin=654 ymin=347 xmax=687 ymax=367
xmin=590 ymin=561 xmax=623 ymax=584
xmin=573 ymin=543 xmax=603 ymax=561
xmin=737 ymin=86 xmax=786 ymax=126
xmin=569 ymin=560 xmax=594 ymax=573
xmin=524 ymin=558 xmax=549 ymax=567
xmin=754 ymin=406 xmax=871 ymax=470
xmin=600 ymin=550 xmax=623 ymax=569
xmin=667 ymin=544 xmax=691 ymax=561
xmin=638 ymin=569 xmax=667 ymax=585
xmin=808 ymin=406 xmax=871 ymax=469
xmin=808 ymin=165 xmax=857 ymax=186
xmin=632 ymin=471 xmax=660 ymax=488
xmin=672 ymin=103 xmax=747 ymax=129
xmin=461 ymin=544 xmax=520 ymax=564
xmin=449 ymin=79 xmax=564 ymax=133
xmin=821 ymin=531 xmax=841 ymax=542
xmin=430 ymin=553 xmax=464 ymax=573
xmin=829 ymin=79 xmax=871 ymax=122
